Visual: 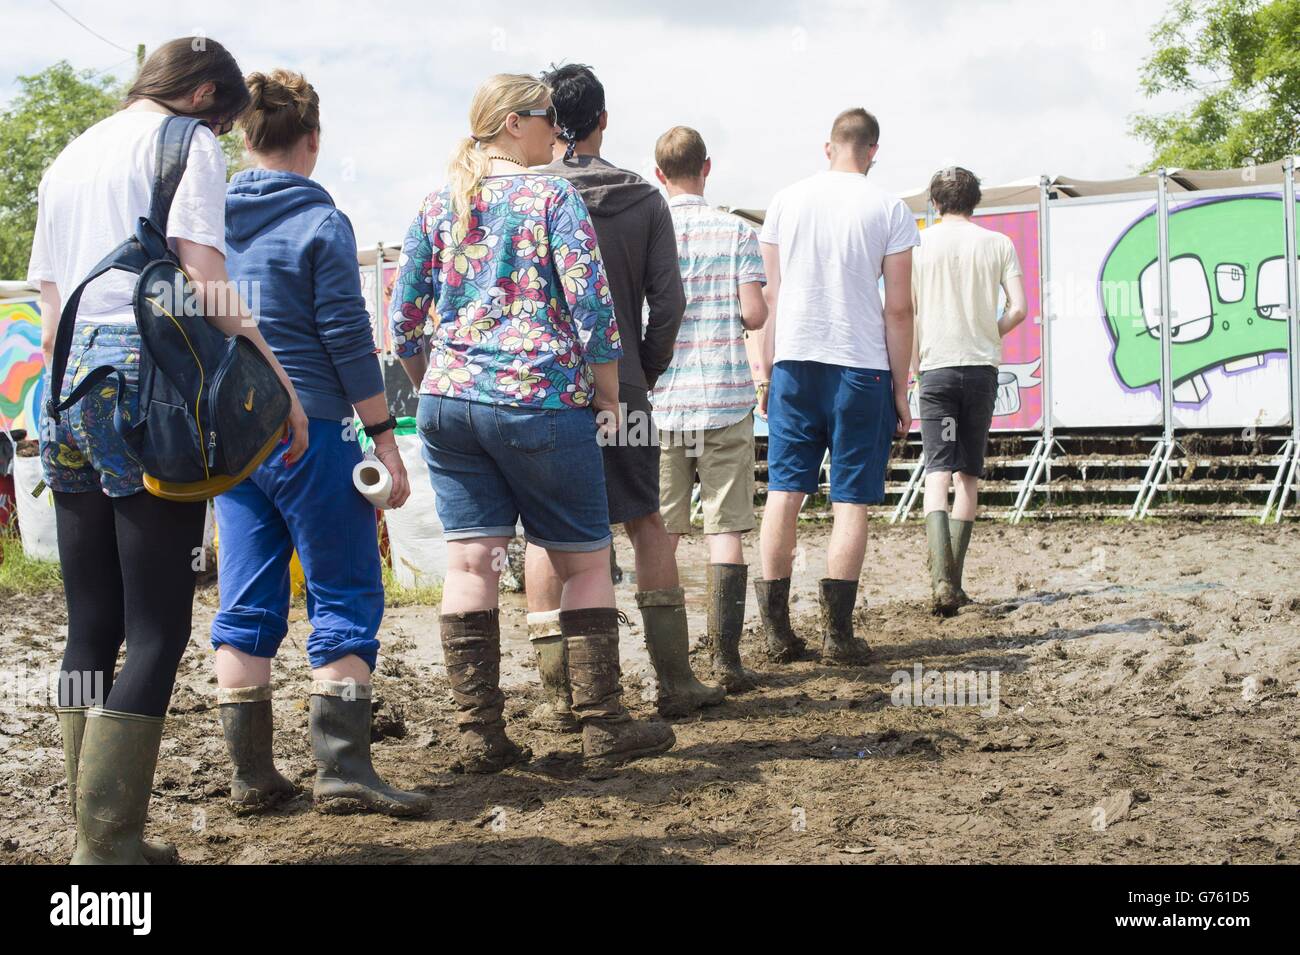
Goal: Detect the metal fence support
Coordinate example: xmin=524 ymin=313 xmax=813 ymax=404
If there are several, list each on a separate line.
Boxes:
xmin=1131 ymin=168 xmax=1178 ymax=519
xmin=889 ymin=457 xmax=926 ymax=524
xmin=1009 ymin=176 xmax=1056 ymax=522
xmin=1262 ymin=156 xmax=1300 ymax=522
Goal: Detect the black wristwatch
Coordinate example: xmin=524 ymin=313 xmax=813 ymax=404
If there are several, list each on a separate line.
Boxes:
xmin=362 ymin=415 xmax=398 ymax=439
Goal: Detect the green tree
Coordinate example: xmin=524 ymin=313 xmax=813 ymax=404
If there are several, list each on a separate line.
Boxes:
xmin=1131 ymin=0 xmax=1300 ymax=170
xmin=0 ymin=60 xmax=247 ymax=280
xmin=0 ymin=62 xmax=118 ymax=279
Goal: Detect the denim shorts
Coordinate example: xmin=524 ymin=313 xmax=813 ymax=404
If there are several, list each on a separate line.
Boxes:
xmin=40 ymin=324 xmax=144 ymax=497
xmin=919 ymin=365 xmax=998 ymax=477
xmin=416 ymin=394 xmax=612 ymax=552
xmin=766 ymin=359 xmax=895 ymax=505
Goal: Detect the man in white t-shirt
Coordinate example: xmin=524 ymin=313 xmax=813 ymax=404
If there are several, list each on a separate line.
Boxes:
xmin=754 ymin=107 xmax=918 ymax=665
xmin=911 ymin=166 xmax=1026 ymax=614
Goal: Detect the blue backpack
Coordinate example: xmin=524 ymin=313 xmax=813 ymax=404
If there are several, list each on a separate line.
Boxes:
xmin=46 ymin=116 xmax=290 ymax=501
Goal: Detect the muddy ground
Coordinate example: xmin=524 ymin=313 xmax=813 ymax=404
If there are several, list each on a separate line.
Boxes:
xmin=2 ymin=519 xmax=1297 ymax=864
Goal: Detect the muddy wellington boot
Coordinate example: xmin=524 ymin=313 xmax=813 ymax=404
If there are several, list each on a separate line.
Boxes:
xmin=217 ymin=686 xmax=299 ymax=812
xmin=563 ymin=607 xmax=675 ymax=766
xmin=926 ymin=510 xmax=961 ymax=617
xmin=309 ymin=681 xmax=433 ymax=816
xmin=527 ymin=609 xmax=579 ymax=733
xmin=754 ymin=577 xmax=809 ymax=663
xmin=708 ymin=564 xmax=756 ymax=691
xmin=819 ymin=578 xmax=872 ymax=664
xmin=637 ymin=588 xmax=726 ymax=716
xmin=441 ymin=609 xmax=532 ymax=773
xmin=70 ymin=708 xmax=172 ymax=865
xmin=950 ymin=518 xmax=974 ymax=606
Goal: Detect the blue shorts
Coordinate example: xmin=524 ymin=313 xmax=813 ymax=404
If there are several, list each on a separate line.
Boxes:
xmin=766 ymin=360 xmax=895 ymax=505
xmin=211 ymin=417 xmax=384 ymax=671
xmin=40 ymin=324 xmax=145 ymax=498
xmin=416 ymin=394 xmax=611 ymax=552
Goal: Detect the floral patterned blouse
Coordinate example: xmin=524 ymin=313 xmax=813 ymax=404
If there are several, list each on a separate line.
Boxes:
xmin=390 ymin=174 xmax=621 ymax=409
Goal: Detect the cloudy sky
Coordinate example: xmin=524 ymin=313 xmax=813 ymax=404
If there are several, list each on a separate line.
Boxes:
xmin=3 ymin=0 xmax=1181 ymax=244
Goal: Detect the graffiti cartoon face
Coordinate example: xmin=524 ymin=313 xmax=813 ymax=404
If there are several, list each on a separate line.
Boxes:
xmin=1100 ymin=196 xmax=1292 ymax=403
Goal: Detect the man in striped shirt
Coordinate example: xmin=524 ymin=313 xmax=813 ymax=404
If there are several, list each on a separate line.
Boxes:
xmin=651 ymin=126 xmax=768 ymax=691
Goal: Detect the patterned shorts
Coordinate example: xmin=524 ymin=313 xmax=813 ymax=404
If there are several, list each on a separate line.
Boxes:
xmin=40 ymin=323 xmax=145 ymax=497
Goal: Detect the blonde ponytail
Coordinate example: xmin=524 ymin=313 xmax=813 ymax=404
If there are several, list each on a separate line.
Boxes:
xmin=447 ymin=73 xmax=551 ymax=219
xmin=447 ymin=136 xmax=493 ymax=219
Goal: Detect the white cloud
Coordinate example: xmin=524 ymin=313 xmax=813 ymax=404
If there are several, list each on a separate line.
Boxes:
xmin=2 ymin=0 xmax=1179 ymax=245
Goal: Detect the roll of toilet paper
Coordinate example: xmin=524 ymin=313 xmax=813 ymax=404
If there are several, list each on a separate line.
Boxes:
xmin=352 ymin=455 xmax=393 ymax=508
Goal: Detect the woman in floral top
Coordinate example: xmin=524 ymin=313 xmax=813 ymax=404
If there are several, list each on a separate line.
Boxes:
xmin=391 ymin=73 xmax=674 ymax=771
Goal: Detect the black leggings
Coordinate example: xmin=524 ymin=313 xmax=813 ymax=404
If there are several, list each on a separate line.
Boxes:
xmin=53 ymin=490 xmax=207 ymax=717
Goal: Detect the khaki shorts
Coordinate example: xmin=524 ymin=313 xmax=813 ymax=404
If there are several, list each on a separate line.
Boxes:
xmin=659 ymin=412 xmax=756 ymax=535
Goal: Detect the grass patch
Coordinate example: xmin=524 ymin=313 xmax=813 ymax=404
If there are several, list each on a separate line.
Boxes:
xmin=0 ymin=533 xmax=63 ymax=597
xmin=382 ymin=561 xmax=442 ymax=608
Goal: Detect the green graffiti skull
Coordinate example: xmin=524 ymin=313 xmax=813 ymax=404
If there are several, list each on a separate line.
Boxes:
xmin=1100 ymin=196 xmax=1292 ymax=403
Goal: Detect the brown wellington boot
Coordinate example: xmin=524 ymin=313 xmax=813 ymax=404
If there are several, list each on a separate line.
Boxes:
xmin=708 ymin=563 xmax=756 ymax=691
xmin=950 ymin=518 xmax=974 ymax=606
xmin=527 ymin=610 xmax=579 ymax=733
xmin=819 ymin=578 xmax=872 ymax=664
xmin=754 ymin=576 xmax=809 ymax=662
xmin=57 ymin=706 xmax=176 ymax=865
xmin=217 ymin=685 xmax=299 ymax=813
xmin=926 ymin=510 xmax=961 ymax=617
xmin=441 ymin=609 xmax=532 ymax=773
xmin=636 ymin=588 xmax=726 ymax=717
xmin=562 ymin=607 xmax=675 ymax=767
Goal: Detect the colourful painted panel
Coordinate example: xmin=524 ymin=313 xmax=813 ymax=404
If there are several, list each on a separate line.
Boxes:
xmin=0 ymin=298 xmax=44 ymax=434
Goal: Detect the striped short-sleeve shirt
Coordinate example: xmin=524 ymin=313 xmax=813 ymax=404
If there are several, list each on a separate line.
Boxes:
xmin=651 ymin=194 xmax=765 ymax=431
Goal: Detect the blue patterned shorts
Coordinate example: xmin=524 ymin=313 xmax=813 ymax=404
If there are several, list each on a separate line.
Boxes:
xmin=40 ymin=323 xmax=145 ymax=497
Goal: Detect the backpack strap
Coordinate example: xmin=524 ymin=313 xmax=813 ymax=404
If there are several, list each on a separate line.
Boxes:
xmin=46 ymin=116 xmax=201 ymax=424
xmin=148 ymin=116 xmax=203 ymax=232
xmin=45 ymin=238 xmax=150 ymax=421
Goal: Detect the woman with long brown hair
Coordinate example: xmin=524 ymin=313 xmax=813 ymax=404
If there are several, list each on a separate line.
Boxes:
xmin=30 ymin=37 xmax=308 ymax=864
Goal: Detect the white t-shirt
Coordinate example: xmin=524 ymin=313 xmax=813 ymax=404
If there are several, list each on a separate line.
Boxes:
xmin=27 ymin=109 xmax=228 ymax=324
xmin=759 ymin=170 xmax=919 ymax=371
xmin=911 ymin=218 xmax=1021 ymax=371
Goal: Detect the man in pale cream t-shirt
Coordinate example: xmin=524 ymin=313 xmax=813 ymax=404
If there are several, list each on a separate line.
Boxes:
xmin=911 ymin=167 xmax=1026 ymax=614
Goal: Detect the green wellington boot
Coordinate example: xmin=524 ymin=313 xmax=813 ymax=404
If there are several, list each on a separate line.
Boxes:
xmin=819 ymin=578 xmax=872 ymax=664
xmin=707 ymin=563 xmax=756 ymax=691
xmin=636 ymin=588 xmax=726 ymax=717
xmin=754 ymin=577 xmax=809 ymax=662
xmin=527 ymin=609 xmax=579 ymax=733
xmin=70 ymin=708 xmax=173 ymax=865
xmin=310 ymin=681 xmax=433 ymax=816
xmin=950 ymin=517 xmax=975 ymax=606
xmin=217 ymin=686 xmax=299 ymax=813
xmin=440 ymin=609 xmax=532 ymax=773
xmin=562 ymin=607 xmax=675 ymax=767
xmin=926 ymin=510 xmax=961 ymax=616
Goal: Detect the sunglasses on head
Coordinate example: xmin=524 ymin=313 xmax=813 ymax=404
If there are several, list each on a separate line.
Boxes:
xmin=516 ymin=106 xmax=557 ymax=125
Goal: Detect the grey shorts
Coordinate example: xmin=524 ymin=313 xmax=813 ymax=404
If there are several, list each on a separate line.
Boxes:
xmin=919 ymin=365 xmax=998 ymax=477
xmin=602 ymin=384 xmax=661 ymax=525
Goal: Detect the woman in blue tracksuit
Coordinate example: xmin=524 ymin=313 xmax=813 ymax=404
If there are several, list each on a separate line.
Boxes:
xmin=212 ymin=69 xmax=430 ymax=817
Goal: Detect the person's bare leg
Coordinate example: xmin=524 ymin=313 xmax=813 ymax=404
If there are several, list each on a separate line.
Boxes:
xmin=549 ymin=546 xmax=616 ymax=609
xmin=624 ymin=511 xmax=679 ymax=591
xmin=668 ymin=532 xmax=682 ymax=556
xmin=951 ymin=473 xmax=978 ymax=521
xmin=311 ymin=654 xmax=371 ymax=686
xmin=706 ymin=531 xmax=744 ymax=565
xmin=441 ymin=537 xmax=507 ymax=614
xmin=759 ymin=490 xmax=804 ymax=580
xmin=923 ymin=469 xmax=952 ymax=516
xmin=525 ymin=542 xmax=565 ymax=614
xmin=214 ymin=646 xmax=272 ymax=688
xmin=826 ymin=502 xmax=870 ymax=580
